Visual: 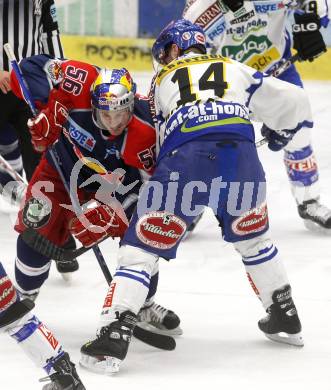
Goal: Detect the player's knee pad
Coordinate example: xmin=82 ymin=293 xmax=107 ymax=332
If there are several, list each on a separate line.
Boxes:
xmin=117 ymin=244 xmax=159 ymax=277
xmin=233 ymin=234 xmax=289 ymax=309
xmin=15 ymin=234 xmax=51 ymax=295
xmin=233 ymin=233 xmax=274 ymax=259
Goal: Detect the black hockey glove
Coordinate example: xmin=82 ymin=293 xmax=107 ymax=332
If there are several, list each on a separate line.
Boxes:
xmin=292 ymin=13 xmax=327 ymax=62
xmin=221 ymin=0 xmax=244 ymax=12
xmin=261 ymin=125 xmax=296 ymax=152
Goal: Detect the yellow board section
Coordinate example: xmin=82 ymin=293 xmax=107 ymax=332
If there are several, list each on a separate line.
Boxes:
xmin=62 ymin=35 xmax=154 ymax=72
xmin=62 ymin=35 xmax=331 ymax=79
xmin=295 ymin=48 xmax=331 ymax=80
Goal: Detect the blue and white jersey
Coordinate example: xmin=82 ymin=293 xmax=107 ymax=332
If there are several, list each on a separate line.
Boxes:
xmin=183 ymin=0 xmax=329 ymax=73
xmin=153 ymin=52 xmax=313 ymax=159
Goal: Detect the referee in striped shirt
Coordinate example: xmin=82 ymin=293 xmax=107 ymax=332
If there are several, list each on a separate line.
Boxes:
xmin=0 ymin=0 xmax=64 ymax=180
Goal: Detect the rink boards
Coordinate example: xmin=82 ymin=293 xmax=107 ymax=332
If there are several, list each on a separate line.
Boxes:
xmin=62 ymin=35 xmax=331 ymax=80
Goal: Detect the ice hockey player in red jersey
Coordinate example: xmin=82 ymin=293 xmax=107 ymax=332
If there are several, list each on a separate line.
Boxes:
xmin=10 ymin=55 xmax=181 ymax=337
xmin=0 ymin=261 xmax=85 ymax=389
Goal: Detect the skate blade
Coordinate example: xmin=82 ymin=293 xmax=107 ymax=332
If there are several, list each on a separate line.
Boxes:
xmin=80 ymin=353 xmax=122 ymax=374
xmin=264 ymin=331 xmax=304 ymax=347
xmin=303 ymin=220 xmax=331 ymax=235
xmin=137 ymin=321 xmax=183 ymax=336
xmin=60 ymin=272 xmax=73 ymax=282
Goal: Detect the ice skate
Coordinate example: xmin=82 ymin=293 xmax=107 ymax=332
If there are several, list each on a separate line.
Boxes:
xmin=55 ymin=236 xmax=79 ymax=282
xmin=55 ymin=259 xmax=79 ymax=282
xmin=40 ymin=352 xmax=85 ymax=390
xmin=258 ymin=285 xmax=303 ymax=347
xmin=298 ymin=197 xmax=331 ymax=234
xmin=80 ymin=311 xmax=137 ymax=374
xmin=137 ymin=300 xmax=182 ymax=336
xmin=16 ymin=285 xmax=39 ymax=302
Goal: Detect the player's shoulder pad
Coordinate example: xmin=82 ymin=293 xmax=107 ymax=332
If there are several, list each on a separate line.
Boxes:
xmin=11 ymin=54 xmax=57 ymax=105
xmin=61 ymin=61 xmax=100 ymax=89
xmin=61 ymin=59 xmax=98 ymax=74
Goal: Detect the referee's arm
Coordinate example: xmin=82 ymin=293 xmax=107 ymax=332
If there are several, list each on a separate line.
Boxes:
xmin=40 ymin=0 xmax=64 ymax=58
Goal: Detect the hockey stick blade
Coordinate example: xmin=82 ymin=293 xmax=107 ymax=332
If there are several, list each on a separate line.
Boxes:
xmin=21 ymin=228 xmax=103 ymax=262
xmin=133 ymin=325 xmax=176 ymax=351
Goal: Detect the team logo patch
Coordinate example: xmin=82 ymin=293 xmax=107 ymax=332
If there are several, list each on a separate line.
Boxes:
xmin=231 ymin=202 xmax=268 ymax=236
xmin=0 ymin=276 xmax=17 ymax=313
xmin=44 ymin=59 xmax=63 ymax=85
xmin=22 ymin=197 xmax=52 ymax=229
xmin=50 ymin=3 xmax=58 ymax=22
xmin=136 ymin=212 xmax=186 ymax=250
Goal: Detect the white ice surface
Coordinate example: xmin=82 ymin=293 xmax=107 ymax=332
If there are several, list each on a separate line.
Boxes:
xmin=0 ymin=78 xmax=330 ymax=390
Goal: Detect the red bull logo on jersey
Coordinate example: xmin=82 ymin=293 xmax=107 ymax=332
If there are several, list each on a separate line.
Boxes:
xmin=45 ymin=59 xmax=63 ymax=85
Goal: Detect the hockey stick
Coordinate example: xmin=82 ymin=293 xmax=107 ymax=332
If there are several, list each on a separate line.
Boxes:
xmin=5 ymin=43 xmax=176 ymax=351
xmin=0 ymin=154 xmax=27 ymax=207
xmin=0 ymin=154 xmax=27 ymax=184
xmin=271 ymin=53 xmax=300 ymax=78
xmin=21 ymin=227 xmax=96 ymax=262
xmin=20 ymin=227 xmax=175 ymax=350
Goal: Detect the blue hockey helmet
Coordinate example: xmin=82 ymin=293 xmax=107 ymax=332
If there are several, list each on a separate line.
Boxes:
xmin=91 ymin=68 xmax=136 ymax=132
xmin=152 ymin=19 xmax=207 ymax=65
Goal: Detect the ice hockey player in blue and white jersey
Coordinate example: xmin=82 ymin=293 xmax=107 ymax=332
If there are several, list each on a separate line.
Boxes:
xmin=71 ymin=19 xmax=312 ymax=374
xmin=0 ymin=261 xmax=85 ymax=389
xmin=183 ymin=0 xmax=331 ymax=232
